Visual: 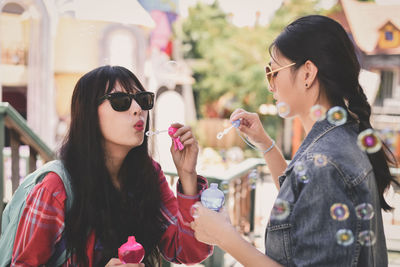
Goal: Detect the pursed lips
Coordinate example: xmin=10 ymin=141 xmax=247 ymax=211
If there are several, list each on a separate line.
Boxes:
xmin=134 ymin=120 xmax=144 ymax=131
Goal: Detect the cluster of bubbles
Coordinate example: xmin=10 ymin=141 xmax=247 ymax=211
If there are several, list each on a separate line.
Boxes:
xmin=309 ymin=105 xmax=383 ymax=154
xmin=267 ymin=104 xmax=383 ymax=246
xmin=219 ymin=169 xmax=258 ymax=195
xmin=274 ymin=103 xmax=384 ymax=155
xmin=270 ymin=151 xmax=376 ymax=247
xmin=331 ymin=202 xmax=376 ymax=247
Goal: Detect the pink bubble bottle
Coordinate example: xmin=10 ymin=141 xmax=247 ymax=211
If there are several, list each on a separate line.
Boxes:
xmin=118 ymin=236 xmax=145 ymax=264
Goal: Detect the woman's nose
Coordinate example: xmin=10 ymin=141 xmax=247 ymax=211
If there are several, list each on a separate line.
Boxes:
xmin=131 ymin=100 xmax=142 ymax=116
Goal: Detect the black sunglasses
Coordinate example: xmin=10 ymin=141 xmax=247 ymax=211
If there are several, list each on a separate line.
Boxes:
xmin=98 ymin=91 xmax=155 ymax=111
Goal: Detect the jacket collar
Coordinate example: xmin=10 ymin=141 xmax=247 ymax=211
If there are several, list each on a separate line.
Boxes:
xmin=285 ymin=118 xmax=355 ymax=174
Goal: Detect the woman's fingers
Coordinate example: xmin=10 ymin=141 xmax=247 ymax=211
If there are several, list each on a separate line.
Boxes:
xmin=105 ymin=258 xmax=123 ymax=266
xmin=229 ymin=108 xmax=246 ymax=121
xmin=170 ymin=124 xmax=190 ymax=138
xmin=169 ymin=124 xmax=197 ymax=147
xmin=179 ymin=130 xmax=195 ymax=144
xmin=105 ymin=258 xmax=145 ymax=267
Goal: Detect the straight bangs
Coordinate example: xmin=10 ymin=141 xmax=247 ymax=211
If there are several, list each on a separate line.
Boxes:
xmin=104 ymin=66 xmax=146 ymax=95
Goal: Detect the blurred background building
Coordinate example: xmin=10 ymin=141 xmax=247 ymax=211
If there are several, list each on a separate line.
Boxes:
xmin=0 ymin=0 xmax=197 ymax=159
xmin=1 ymin=0 xmax=400 ymax=265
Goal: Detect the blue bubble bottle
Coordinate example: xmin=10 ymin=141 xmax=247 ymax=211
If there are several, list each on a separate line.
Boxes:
xmin=201 ymin=183 xmax=225 ymax=211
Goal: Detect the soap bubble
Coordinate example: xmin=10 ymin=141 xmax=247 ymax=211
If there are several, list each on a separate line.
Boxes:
xmin=220 ymin=181 xmax=229 ymax=194
xmin=277 ymin=102 xmax=290 ymax=118
xmin=270 ymin=198 xmax=290 ymax=221
xmin=294 ymin=161 xmax=307 ymax=176
xmin=355 ymin=203 xmax=374 ymax=220
xmin=314 ymin=154 xmax=328 ymax=167
xmin=327 ymin=106 xmax=347 ymax=126
xmin=336 ymin=229 xmax=354 ymax=246
xmin=297 ymin=174 xmax=310 ymax=184
xmin=357 ymin=129 xmax=382 ymax=154
xmin=358 ymin=230 xmax=376 ymax=246
xmin=310 ymin=105 xmax=327 ymax=121
xmin=248 ymin=169 xmax=258 ymax=190
xmin=330 ymin=203 xmax=350 ymax=221
xmin=163 ymin=61 xmax=179 ymax=75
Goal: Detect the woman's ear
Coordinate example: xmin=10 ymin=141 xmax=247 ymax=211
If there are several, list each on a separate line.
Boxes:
xmin=303 ymin=60 xmax=318 ymax=89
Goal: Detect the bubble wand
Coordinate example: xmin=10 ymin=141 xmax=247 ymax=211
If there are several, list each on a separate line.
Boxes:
xmin=146 ymin=126 xmax=184 ymax=151
xmin=217 ymin=119 xmax=275 ymax=154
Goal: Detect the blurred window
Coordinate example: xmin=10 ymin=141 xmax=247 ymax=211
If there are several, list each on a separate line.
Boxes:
xmin=385 ymin=31 xmax=394 ymax=41
xmin=375 ymin=70 xmax=394 ymax=106
xmin=107 ymin=30 xmax=137 ymax=73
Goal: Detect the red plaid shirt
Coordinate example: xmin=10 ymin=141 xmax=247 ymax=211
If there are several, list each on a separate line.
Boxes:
xmin=11 ymin=163 xmax=212 ymax=266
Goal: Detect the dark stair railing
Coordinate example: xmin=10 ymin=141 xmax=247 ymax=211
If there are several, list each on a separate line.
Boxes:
xmin=0 ymin=102 xmax=55 ymax=224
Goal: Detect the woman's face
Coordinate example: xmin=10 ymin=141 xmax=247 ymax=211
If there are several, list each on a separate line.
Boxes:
xmin=268 ymin=52 xmax=310 ymax=118
xmin=98 ymin=81 xmax=148 ymax=154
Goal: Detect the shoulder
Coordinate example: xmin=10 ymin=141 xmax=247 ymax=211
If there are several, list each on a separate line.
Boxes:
xmin=151 ymin=159 xmax=162 ymax=173
xmin=305 ymin=122 xmax=372 ymax=185
xmin=30 ymin=172 xmax=67 ymax=203
xmin=151 ymin=159 xmax=168 ymax=185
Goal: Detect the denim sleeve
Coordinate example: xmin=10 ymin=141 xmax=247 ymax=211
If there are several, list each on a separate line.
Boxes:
xmin=290 ymin=161 xmax=358 ymax=267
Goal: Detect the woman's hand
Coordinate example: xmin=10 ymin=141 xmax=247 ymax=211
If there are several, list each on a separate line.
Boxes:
xmin=230 ymin=108 xmax=272 ymax=151
xmin=190 ymin=203 xmax=233 ymax=246
xmin=169 ymin=123 xmax=199 ymax=195
xmin=105 ymin=258 xmax=144 ymax=267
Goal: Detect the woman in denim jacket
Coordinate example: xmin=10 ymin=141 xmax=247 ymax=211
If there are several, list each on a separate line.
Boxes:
xmin=191 ymin=15 xmax=398 ymax=267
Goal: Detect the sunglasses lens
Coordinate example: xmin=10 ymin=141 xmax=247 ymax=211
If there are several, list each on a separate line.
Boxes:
xmin=134 ymin=92 xmax=154 ymax=110
xmin=110 ymin=95 xmax=131 ymax=111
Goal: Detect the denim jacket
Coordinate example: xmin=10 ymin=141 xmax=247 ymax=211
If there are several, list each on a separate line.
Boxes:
xmin=265 ymin=119 xmax=387 ymax=267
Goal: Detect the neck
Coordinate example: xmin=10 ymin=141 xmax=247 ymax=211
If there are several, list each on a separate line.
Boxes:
xmin=298 ymin=114 xmax=315 ymax=135
xmin=104 ymin=144 xmax=131 ymax=190
xmin=299 ymin=99 xmax=332 ymax=135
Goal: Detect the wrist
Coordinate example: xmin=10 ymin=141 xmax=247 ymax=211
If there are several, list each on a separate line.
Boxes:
xmin=217 ymin=224 xmax=237 ymax=249
xmin=257 ymin=135 xmax=274 ymax=151
xmin=178 ymin=169 xmax=197 ymax=180
xmin=178 ymin=171 xmax=198 ymax=196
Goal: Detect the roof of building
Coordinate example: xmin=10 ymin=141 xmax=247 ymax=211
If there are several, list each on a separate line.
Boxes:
xmin=337 ymin=0 xmax=400 ymax=55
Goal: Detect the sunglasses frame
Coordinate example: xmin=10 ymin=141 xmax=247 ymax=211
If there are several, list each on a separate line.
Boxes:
xmin=98 ymin=91 xmax=155 ymax=111
xmin=265 ymin=62 xmax=296 ymax=89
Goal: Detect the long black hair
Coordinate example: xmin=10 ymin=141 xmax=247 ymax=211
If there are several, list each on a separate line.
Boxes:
xmin=60 ymin=66 xmax=164 ymax=265
xmin=270 ymin=15 xmax=398 ymax=211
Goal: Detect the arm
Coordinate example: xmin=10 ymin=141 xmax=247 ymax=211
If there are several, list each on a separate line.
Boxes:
xmin=287 ymin=162 xmax=358 ymax=266
xmin=12 ymin=172 xmax=66 ymax=266
xmin=190 ymin=204 xmax=283 ymax=267
xmin=155 ymin=163 xmax=212 ymax=264
xmin=169 ymin=123 xmax=198 ymax=196
xmin=230 ymin=109 xmax=287 ymax=189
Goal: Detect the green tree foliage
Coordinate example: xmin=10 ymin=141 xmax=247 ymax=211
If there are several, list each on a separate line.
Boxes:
xmin=179 ymin=0 xmax=328 ymax=120
xmin=178 ymin=0 xmax=332 ymax=143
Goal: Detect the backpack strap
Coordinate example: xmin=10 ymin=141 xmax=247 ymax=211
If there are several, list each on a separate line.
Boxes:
xmin=36 ymin=160 xmax=74 ymax=211
xmin=38 ymin=160 xmax=74 ymax=266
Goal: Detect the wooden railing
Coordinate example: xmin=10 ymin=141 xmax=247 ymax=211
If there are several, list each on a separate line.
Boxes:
xmin=162 ymin=158 xmax=267 ymax=266
xmin=162 ymin=159 xmax=400 ymax=266
xmin=0 ymin=102 xmax=55 ymax=223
